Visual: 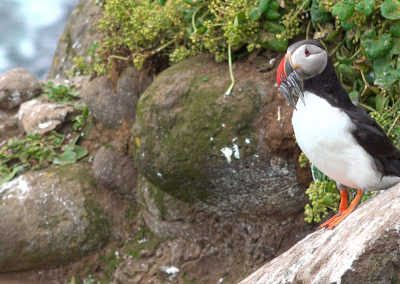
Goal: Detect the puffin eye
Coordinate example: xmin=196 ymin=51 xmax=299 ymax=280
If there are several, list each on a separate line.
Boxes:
xmin=305 ymin=47 xmax=311 ymax=57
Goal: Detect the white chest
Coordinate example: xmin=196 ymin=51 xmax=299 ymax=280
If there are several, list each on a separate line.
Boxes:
xmin=291 ymin=92 xmax=384 ymax=190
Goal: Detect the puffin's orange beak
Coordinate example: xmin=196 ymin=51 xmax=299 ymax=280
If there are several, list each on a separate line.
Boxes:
xmin=276 ymin=54 xmax=288 ymax=87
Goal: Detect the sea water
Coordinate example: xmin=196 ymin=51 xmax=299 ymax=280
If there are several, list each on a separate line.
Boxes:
xmin=0 ymin=0 xmax=78 ymax=78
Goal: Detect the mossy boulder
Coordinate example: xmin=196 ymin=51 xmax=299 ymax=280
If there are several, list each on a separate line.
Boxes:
xmin=0 ymin=163 xmax=109 ymax=272
xmin=132 ymin=55 xmax=307 ymax=216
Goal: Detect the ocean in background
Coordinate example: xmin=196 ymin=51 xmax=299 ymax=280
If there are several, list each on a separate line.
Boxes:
xmin=0 ymin=0 xmax=79 ymax=78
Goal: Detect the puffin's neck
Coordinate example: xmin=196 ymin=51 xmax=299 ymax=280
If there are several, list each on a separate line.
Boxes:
xmin=303 ymin=60 xmax=353 ymax=109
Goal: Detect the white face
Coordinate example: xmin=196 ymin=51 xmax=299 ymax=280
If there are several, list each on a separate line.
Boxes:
xmin=290 ymin=44 xmax=328 ymax=80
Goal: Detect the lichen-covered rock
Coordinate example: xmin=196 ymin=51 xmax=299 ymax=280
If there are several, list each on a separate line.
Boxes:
xmin=240 ymin=183 xmax=400 ymax=284
xmin=82 ymin=67 xmax=152 ymax=128
xmin=0 ymin=164 xmax=109 ymax=273
xmin=18 ymin=99 xmax=75 ymax=134
xmin=0 ymin=68 xmax=42 ymax=110
xmin=132 ymin=55 xmax=306 ymax=216
xmin=93 ymin=146 xmax=138 ymax=196
xmin=47 ymin=0 xmax=102 ymax=79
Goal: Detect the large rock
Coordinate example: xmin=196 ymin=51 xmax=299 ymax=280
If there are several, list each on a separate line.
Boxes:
xmin=18 ymin=99 xmax=75 ymax=134
xmin=47 ymin=0 xmax=102 ymax=79
xmin=240 ymin=183 xmax=400 ymax=284
xmin=0 ymin=164 xmax=109 ymax=273
xmin=82 ymin=67 xmax=152 ymax=128
xmin=0 ymin=68 xmax=42 ymax=110
xmin=132 ymin=55 xmax=307 ymax=216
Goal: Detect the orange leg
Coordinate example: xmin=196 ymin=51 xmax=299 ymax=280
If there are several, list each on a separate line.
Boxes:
xmin=320 ymin=189 xmax=364 ymax=230
xmin=325 ymin=189 xmax=364 ymax=230
xmin=318 ymin=190 xmax=348 ymax=230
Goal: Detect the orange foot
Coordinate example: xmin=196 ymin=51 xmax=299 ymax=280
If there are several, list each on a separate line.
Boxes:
xmin=319 ymin=189 xmax=364 ymax=230
xmin=318 ymin=189 xmax=348 ymax=230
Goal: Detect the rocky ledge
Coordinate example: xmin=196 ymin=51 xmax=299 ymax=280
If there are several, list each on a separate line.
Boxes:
xmin=240 ymin=183 xmax=400 ymax=284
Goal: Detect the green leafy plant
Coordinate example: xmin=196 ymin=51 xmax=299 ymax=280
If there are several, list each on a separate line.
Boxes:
xmin=42 ymin=82 xmax=80 ymax=103
xmin=94 ymin=0 xmax=294 ymax=74
xmin=0 ymin=132 xmax=88 ymax=184
xmin=67 ymin=42 xmax=100 ymax=77
xmin=72 ymin=106 xmax=89 ymax=131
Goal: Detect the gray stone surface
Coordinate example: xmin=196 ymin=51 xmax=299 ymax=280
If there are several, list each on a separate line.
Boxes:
xmin=132 ymin=55 xmax=307 ymax=216
xmin=0 ymin=68 xmax=42 ymax=110
xmin=240 ymin=183 xmax=400 ymax=284
xmin=93 ymin=146 xmax=138 ymax=196
xmin=47 ymin=0 xmax=102 ymax=79
xmin=0 ymin=110 xmax=21 ymax=142
xmin=0 ymin=164 xmax=109 ymax=273
xmin=82 ymin=67 xmax=152 ymax=128
xmin=125 ymin=175 xmax=312 ymax=283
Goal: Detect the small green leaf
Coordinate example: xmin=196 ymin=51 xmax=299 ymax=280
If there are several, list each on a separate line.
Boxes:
xmin=258 ymin=0 xmax=270 ymax=12
xmin=1 ymin=165 xmax=24 ymax=184
xmin=262 ymin=38 xmax=288 ymax=51
xmin=249 ymin=7 xmax=263 ymax=21
xmin=265 ymin=9 xmax=280 ymax=20
xmin=381 ymin=0 xmax=400 ymax=20
xmin=372 ymin=53 xmax=392 ymax=75
xmin=311 ymin=164 xmax=327 ymax=181
xmin=158 ymin=0 xmax=168 ymax=6
xmin=237 ymin=11 xmax=246 ymax=22
xmin=390 ymin=38 xmax=400 ymax=54
xmin=54 ymin=150 xmax=77 ymax=165
xmin=355 ymin=0 xmax=374 ymax=17
xmin=375 ymin=95 xmax=389 ymax=111
xmin=338 ymin=63 xmax=360 ymax=79
xmin=349 ymin=90 xmax=360 ymax=101
xmin=332 ymin=0 xmax=355 ymax=21
xmin=374 ymin=65 xmax=400 ymax=85
xmin=310 ymin=0 xmax=332 ymax=23
xmin=265 ymin=21 xmax=285 ymax=33
xmin=269 ymin=0 xmax=281 ymax=10
xmin=326 ymin=180 xmax=337 ymax=193
xmin=341 ymin=20 xmax=354 ymax=31
xmin=362 ymin=32 xmax=393 ymax=59
xmin=74 ymin=145 xmax=88 ymax=160
xmin=263 ymin=22 xmax=288 ymax=51
xmin=390 ymin=22 xmax=400 ymax=37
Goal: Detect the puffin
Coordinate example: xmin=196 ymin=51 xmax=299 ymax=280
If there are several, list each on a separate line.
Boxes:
xmin=276 ymin=39 xmax=400 ymax=230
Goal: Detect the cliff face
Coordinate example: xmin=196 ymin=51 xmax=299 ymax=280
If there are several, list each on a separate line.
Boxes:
xmin=0 ymin=1 xmax=315 ymax=282
xmin=241 ymin=183 xmax=400 ymax=284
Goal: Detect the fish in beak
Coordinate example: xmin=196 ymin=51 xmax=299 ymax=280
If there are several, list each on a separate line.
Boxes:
xmin=276 ymin=53 xmax=305 ymax=108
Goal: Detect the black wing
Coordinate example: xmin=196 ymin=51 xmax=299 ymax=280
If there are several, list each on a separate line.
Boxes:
xmin=342 ymin=104 xmax=400 ymax=177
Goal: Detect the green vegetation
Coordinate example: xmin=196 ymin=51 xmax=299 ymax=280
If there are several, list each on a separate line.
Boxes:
xmin=1 ymin=83 xmax=89 ymax=184
xmin=304 ymin=165 xmax=381 ymax=223
xmin=93 ymin=0 xmax=290 ymax=74
xmin=0 ymin=132 xmax=88 ymax=184
xmin=42 ymin=81 xmax=80 ymax=103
